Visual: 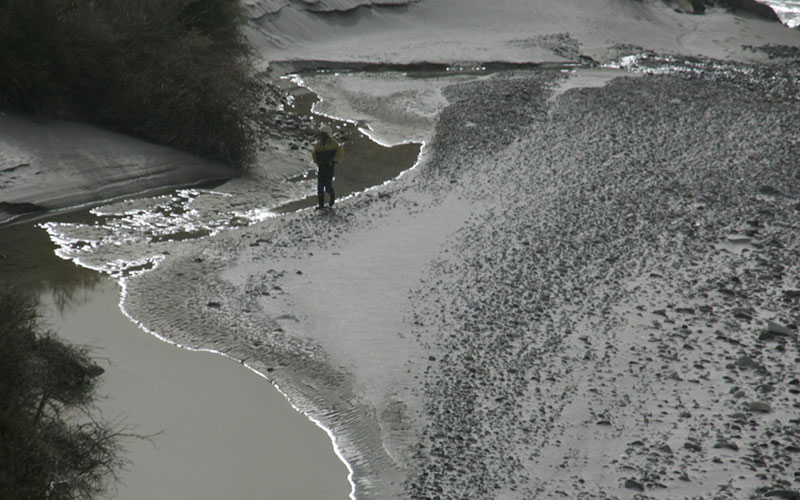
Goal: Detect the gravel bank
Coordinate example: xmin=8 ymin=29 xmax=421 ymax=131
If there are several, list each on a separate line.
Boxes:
xmin=407 ymin=65 xmax=800 ymax=498
xmin=123 ymin=57 xmax=800 ymax=499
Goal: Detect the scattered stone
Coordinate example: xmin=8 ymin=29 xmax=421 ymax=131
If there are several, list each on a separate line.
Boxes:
xmin=624 ymin=479 xmax=645 ymax=491
xmin=747 ymin=401 xmax=772 ymax=413
xmin=732 ymin=308 xmax=754 ymax=321
xmin=763 ymin=490 xmax=800 ymax=500
xmin=713 ymin=441 xmax=740 ymax=451
xmin=766 ymin=320 xmax=794 ymax=336
xmin=736 ymin=355 xmax=757 ymax=368
xmin=684 ymin=442 xmax=703 ymax=452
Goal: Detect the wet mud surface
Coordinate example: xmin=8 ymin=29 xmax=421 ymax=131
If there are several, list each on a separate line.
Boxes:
xmin=122 ymin=58 xmax=799 ymax=499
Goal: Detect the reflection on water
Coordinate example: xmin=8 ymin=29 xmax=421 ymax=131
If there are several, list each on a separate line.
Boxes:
xmin=0 ymin=215 xmax=100 ymax=313
xmin=41 ymin=276 xmax=351 ymax=500
xmin=1 ymin=69 xmax=444 ymax=500
xmin=37 ymin=73 xmax=423 ymax=278
xmin=39 ymin=188 xmax=275 ymax=278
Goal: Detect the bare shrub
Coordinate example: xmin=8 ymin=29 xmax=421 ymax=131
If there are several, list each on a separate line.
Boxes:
xmin=0 ymin=0 xmax=256 ymax=168
xmin=0 ymin=289 xmax=142 ymax=500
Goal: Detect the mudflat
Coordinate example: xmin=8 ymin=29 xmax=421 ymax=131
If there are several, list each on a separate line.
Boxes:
xmin=122 ymin=60 xmax=800 ymax=498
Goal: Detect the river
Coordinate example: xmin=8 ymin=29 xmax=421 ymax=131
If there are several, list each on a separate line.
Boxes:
xmin=0 ymin=215 xmax=352 ymax=500
xmin=0 ymin=70 xmax=444 ymax=499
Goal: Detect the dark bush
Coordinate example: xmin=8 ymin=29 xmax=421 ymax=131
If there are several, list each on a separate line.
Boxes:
xmin=0 ymin=0 xmax=256 ymax=168
xmin=0 ymin=289 xmax=125 ymax=500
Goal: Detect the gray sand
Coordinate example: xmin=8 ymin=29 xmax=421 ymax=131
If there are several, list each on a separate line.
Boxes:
xmin=122 ymin=60 xmax=800 ymax=498
xmin=44 ymin=278 xmax=350 ymax=500
xmin=5 ymin=1 xmax=800 ymax=498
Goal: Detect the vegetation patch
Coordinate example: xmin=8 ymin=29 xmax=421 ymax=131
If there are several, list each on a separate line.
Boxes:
xmin=0 ymin=0 xmax=257 ymax=168
xmin=0 ymin=289 xmax=131 ymax=500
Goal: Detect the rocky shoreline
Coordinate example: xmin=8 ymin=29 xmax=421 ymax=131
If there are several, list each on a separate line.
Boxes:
xmin=119 ymin=52 xmax=800 ymax=499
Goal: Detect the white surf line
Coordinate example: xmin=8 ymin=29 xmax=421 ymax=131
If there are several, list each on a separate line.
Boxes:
xmin=116 ymin=277 xmax=359 ymax=500
xmin=40 ymin=215 xmax=358 ymax=499
xmin=284 ymin=73 xmax=421 ymax=148
xmin=282 ymin=72 xmax=429 ymax=206
xmin=41 ymin=72 xmax=432 ymax=499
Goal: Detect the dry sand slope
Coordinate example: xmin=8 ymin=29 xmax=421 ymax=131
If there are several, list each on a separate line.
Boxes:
xmin=124 ymin=57 xmax=800 ymax=499
xmin=245 ymin=0 xmax=800 ymax=65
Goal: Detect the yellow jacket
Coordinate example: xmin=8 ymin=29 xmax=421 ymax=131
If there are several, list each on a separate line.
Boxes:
xmin=312 ymin=137 xmax=344 ymax=167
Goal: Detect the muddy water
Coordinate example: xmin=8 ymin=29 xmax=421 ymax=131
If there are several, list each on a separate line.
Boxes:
xmin=0 ymin=73 xmax=430 ymax=499
xmin=0 ymin=68 xmax=497 ymax=499
xmin=0 ymin=219 xmax=351 ymax=500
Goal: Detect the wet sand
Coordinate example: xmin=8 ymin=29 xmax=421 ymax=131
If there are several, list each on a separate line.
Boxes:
xmin=0 ymin=220 xmax=350 ymax=500
xmin=121 ymin=61 xmax=800 ymax=499
xmin=46 ymin=278 xmax=350 ymax=500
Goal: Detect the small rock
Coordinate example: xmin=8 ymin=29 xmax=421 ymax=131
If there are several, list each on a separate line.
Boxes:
xmin=758 ymin=185 xmax=785 ymax=197
xmin=684 ymin=442 xmax=702 ymax=452
xmin=760 ymin=331 xmax=787 ymax=342
xmin=736 ymin=356 xmax=757 ymax=369
xmin=764 ymin=490 xmax=800 ymax=500
xmin=624 ymin=479 xmax=645 ymax=491
xmin=757 ymin=383 xmax=775 ymax=394
xmin=732 ymin=308 xmax=754 ymax=321
xmin=766 ymin=320 xmax=794 ymax=336
xmin=747 ymin=401 xmax=772 ymax=413
xmin=713 ymin=441 xmax=740 ymax=451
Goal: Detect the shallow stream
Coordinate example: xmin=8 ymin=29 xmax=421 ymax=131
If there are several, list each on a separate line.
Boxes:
xmin=1 ymin=66 xmax=618 ymax=498
xmin=0 ymin=70 xmax=448 ymax=499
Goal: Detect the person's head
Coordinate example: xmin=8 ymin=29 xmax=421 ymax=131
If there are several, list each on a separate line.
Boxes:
xmin=318 ymin=124 xmax=332 ymax=140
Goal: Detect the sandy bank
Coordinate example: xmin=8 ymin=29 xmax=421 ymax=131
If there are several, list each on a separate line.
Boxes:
xmin=8 ymin=1 xmax=800 ymax=498
xmin=120 ymin=55 xmax=800 ymax=499
xmin=247 ymin=0 xmax=800 ymax=67
xmin=0 ymin=113 xmax=235 ymax=224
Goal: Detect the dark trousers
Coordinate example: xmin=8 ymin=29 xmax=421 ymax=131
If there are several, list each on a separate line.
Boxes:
xmin=317 ymin=164 xmax=334 ymax=197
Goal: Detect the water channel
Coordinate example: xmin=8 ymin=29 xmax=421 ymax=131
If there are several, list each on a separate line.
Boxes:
xmin=0 ymin=70 xmax=440 ymax=499
xmin=1 ymin=215 xmax=352 ymax=500
xmin=1 ymin=66 xmax=578 ymax=498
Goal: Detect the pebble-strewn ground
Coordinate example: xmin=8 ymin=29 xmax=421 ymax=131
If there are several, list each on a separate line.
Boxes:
xmin=406 ymin=65 xmax=800 ymax=498
xmin=124 ymin=56 xmax=799 ymax=499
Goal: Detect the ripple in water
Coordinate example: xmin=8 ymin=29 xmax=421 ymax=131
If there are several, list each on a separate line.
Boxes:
xmin=41 ymin=188 xmax=277 ymax=278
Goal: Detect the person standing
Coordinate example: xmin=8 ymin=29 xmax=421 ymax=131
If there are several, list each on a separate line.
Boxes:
xmin=312 ymin=124 xmax=344 ymax=209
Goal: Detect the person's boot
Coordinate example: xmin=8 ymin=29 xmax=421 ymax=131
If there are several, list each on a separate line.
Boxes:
xmin=316 ymin=195 xmax=325 ymax=210
xmin=329 ymin=193 xmax=335 ymax=207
